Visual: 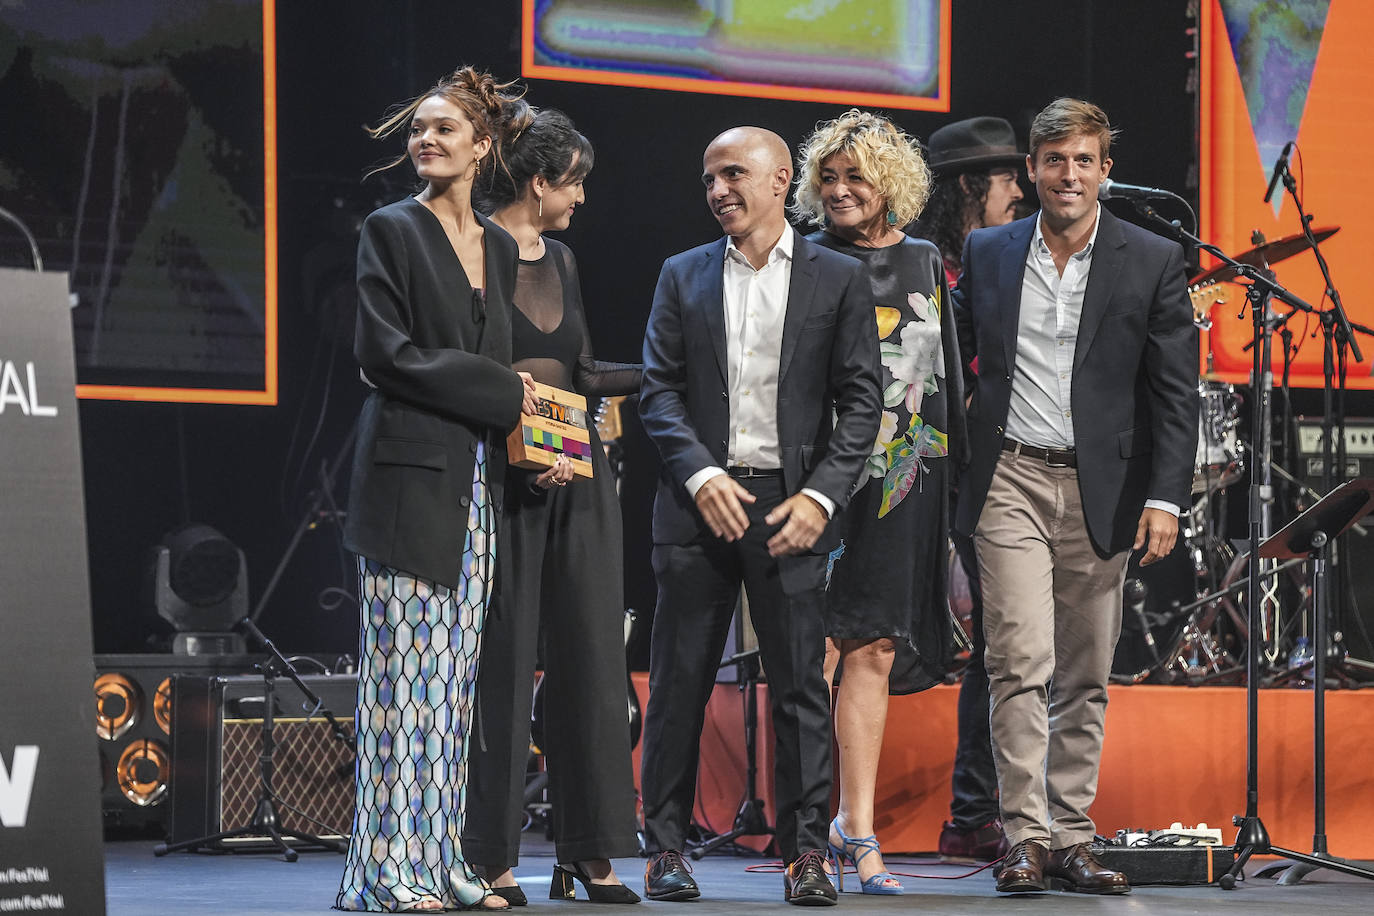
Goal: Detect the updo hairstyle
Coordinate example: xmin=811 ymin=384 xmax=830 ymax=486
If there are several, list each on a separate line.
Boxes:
xmin=364 ymin=66 xmax=526 ymax=181
xmin=476 ymin=107 xmax=594 ymax=213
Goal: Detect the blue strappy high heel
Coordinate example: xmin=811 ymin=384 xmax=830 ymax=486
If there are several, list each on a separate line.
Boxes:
xmin=827 ymin=819 xmax=904 ymax=895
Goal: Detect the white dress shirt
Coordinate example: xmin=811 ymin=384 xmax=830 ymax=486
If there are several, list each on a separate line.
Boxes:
xmin=1007 ymin=205 xmax=1177 ymax=517
xmin=685 ymin=225 xmax=835 ymax=518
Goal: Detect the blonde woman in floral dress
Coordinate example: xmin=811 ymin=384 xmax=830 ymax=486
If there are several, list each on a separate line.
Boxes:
xmin=792 ymin=109 xmax=964 ymax=895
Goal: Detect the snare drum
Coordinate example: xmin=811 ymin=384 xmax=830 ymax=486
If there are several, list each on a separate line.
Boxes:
xmin=1193 ymin=380 xmax=1244 ymax=493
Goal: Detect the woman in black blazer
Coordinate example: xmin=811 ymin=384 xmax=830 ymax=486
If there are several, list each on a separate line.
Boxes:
xmin=336 ymin=67 xmax=537 ymax=914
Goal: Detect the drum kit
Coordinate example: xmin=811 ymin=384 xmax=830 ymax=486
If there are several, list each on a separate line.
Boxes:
xmin=1114 ymin=226 xmax=1353 ymax=684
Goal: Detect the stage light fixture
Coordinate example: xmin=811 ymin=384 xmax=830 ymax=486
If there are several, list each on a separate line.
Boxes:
xmin=153 ymin=676 xmax=173 ymax=734
xmin=152 ymin=523 xmax=248 ymax=655
xmin=116 ymin=739 xmax=170 ymax=807
xmin=94 ymin=672 xmax=142 ymax=740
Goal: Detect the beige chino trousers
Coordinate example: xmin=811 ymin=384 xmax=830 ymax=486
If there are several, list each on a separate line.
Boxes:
xmin=974 ymin=449 xmax=1130 ymax=848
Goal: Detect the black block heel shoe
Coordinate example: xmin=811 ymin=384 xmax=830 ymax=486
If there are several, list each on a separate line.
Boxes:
xmin=550 ymin=863 xmax=642 ymax=904
xmin=488 ymin=884 xmax=527 ymax=907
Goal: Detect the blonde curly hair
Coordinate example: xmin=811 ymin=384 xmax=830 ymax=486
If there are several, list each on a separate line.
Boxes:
xmin=791 ymin=109 xmax=932 ymax=228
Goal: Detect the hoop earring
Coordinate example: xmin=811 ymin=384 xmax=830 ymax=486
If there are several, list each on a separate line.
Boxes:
xmin=886 ymin=209 xmax=898 ymax=227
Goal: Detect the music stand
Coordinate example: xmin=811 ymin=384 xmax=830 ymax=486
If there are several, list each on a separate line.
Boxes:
xmin=1220 ymin=478 xmax=1374 ymax=888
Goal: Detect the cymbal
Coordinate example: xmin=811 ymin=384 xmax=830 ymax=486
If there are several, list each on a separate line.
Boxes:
xmin=1191 ymin=225 xmax=1340 ymax=286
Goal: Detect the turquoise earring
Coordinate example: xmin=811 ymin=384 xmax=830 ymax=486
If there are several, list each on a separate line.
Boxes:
xmin=886 ymin=209 xmax=898 ymax=226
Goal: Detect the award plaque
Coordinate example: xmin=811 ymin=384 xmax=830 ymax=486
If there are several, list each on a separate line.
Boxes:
xmin=507 ymin=381 xmax=595 ymax=478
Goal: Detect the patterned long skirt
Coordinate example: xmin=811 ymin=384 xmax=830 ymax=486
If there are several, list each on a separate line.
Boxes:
xmin=336 ymin=444 xmax=494 ymax=911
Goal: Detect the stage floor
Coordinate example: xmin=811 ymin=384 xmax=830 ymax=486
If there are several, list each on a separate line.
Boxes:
xmin=104 ymin=837 xmax=1374 ymax=914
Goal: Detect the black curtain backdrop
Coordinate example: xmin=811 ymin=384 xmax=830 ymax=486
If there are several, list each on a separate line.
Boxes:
xmin=80 ymin=1 xmax=1247 ymax=662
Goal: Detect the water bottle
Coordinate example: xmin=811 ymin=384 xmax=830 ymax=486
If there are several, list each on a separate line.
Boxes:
xmin=1288 ymin=636 xmax=1314 ymax=685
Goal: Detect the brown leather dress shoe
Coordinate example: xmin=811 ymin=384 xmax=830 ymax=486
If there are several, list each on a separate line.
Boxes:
xmin=1045 ymin=843 xmax=1131 ymax=895
xmin=994 ymin=840 xmax=1049 ymax=893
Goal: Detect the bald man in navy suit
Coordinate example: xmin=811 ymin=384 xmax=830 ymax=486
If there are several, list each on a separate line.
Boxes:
xmin=637 ymin=126 xmax=880 ymax=906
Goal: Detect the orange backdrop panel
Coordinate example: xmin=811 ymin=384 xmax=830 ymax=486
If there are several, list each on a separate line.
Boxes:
xmin=1200 ymin=0 xmax=1374 ymax=389
xmin=639 ymin=678 xmax=1374 ymax=858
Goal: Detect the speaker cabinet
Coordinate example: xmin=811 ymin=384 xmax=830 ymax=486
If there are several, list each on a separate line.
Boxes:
xmin=168 ymin=673 xmax=358 ymax=846
xmin=94 ymin=653 xmax=261 ymax=833
xmin=1296 ymin=418 xmax=1374 ymax=662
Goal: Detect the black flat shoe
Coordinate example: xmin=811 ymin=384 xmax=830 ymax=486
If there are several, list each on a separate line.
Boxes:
xmin=643 ymin=850 xmax=700 ymax=901
xmin=551 ymin=862 xmax=641 ymax=904
xmin=488 ymin=884 xmax=527 ymax=907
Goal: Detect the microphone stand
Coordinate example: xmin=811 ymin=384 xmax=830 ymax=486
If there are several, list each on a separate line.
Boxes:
xmin=690 ymin=645 xmax=774 ymax=858
xmin=1271 ymin=164 xmax=1374 ymax=678
xmin=1123 ymin=199 xmax=1359 ymax=889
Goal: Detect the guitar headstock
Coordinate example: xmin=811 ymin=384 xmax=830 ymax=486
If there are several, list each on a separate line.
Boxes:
xmin=595 ymin=395 xmax=627 ymax=442
xmin=1189 ymin=281 xmax=1230 ymax=329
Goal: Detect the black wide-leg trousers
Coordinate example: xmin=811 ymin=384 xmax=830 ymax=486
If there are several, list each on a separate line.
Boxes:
xmin=463 ymin=442 xmax=640 ymax=867
xmin=639 ymin=476 xmax=832 ymax=864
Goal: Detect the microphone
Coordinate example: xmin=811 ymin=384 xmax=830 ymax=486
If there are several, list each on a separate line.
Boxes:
xmin=1263 ymin=140 xmax=1294 ymax=204
xmin=1097 ymin=179 xmax=1173 ymax=201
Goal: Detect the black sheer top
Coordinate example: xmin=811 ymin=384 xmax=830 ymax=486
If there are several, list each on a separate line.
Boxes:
xmin=510 ymin=237 xmax=640 ymax=396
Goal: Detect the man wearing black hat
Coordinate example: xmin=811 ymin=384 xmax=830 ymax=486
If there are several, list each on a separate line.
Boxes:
xmin=917 ymin=116 xmax=1026 ymax=287
xmin=912 ymin=116 xmax=1024 ymax=864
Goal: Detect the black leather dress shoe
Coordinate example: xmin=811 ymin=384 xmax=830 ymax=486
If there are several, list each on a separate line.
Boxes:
xmin=995 ymin=840 xmax=1049 ymax=893
xmin=643 ymin=850 xmax=700 ymax=901
xmin=1045 ymin=843 xmax=1131 ymax=894
xmin=783 ymin=850 xmax=837 ymax=906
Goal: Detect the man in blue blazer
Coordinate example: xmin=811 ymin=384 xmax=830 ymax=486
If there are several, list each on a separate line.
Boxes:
xmin=638 ymin=126 xmax=880 ymax=905
xmin=952 ymin=99 xmax=1197 ymax=895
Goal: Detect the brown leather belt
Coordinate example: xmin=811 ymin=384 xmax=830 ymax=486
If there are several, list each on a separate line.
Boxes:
xmin=1002 ymin=438 xmax=1077 ymax=468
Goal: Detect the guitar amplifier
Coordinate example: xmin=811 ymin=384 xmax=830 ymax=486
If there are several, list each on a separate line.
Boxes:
xmin=1296 ymin=417 xmax=1374 ymax=481
xmin=1295 ymin=417 xmax=1374 ymax=660
xmin=168 ymin=673 xmax=358 ymax=845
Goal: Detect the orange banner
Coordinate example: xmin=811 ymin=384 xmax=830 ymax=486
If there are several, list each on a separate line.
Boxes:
xmin=1201 ymin=0 xmax=1374 ymax=389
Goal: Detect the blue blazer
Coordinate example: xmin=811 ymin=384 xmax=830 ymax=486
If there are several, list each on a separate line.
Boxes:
xmin=952 ymin=207 xmax=1198 ymax=556
xmin=638 ymin=231 xmax=881 ymax=553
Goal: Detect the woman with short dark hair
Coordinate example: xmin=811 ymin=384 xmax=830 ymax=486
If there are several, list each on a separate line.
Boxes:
xmin=463 ymin=106 xmax=643 ymax=906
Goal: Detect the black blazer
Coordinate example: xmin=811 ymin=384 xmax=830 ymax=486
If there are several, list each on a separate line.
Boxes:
xmin=638 ymin=232 xmax=881 ymax=553
xmin=343 ymin=198 xmax=525 ymax=586
xmin=952 ymin=208 xmax=1198 ymax=556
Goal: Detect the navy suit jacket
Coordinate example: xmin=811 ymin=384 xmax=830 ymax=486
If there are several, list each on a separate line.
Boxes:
xmin=638 ymin=231 xmax=881 ymax=554
xmin=952 ymin=207 xmax=1198 ymax=557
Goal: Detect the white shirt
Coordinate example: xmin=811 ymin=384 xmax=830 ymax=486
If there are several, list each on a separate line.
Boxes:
xmin=684 ymin=225 xmax=834 ymax=518
xmin=1005 ymin=209 xmax=1099 ymax=449
xmin=1007 ymin=205 xmax=1177 ymax=517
